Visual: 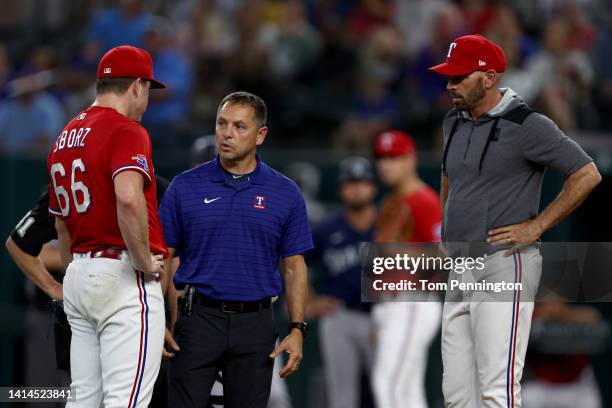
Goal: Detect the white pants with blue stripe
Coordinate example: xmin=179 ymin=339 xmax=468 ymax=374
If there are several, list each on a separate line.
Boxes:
xmin=442 ymin=246 xmax=542 ymax=408
xmin=372 ymin=300 xmax=442 ymax=408
xmin=63 ymin=252 xmax=165 ymax=408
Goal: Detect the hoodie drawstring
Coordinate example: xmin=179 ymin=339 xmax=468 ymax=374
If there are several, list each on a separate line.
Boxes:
xmin=478 ymin=117 xmax=500 ymax=175
xmin=442 ymin=118 xmax=460 ymax=174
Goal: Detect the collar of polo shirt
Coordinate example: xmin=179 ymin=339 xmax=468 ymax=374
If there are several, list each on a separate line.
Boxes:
xmin=209 ymin=154 xmax=268 ymax=185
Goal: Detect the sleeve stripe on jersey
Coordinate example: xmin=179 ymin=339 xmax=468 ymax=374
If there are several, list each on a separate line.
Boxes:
xmin=49 ymin=207 xmax=62 ymax=216
xmin=112 ymin=165 xmax=152 ymax=182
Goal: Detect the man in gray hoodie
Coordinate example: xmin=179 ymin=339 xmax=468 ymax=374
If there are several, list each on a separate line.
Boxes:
xmin=429 ymin=34 xmax=601 ymax=407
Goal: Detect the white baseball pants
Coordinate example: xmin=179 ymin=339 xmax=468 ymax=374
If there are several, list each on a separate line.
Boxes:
xmin=63 ymin=252 xmax=165 ymax=408
xmin=442 ymin=246 xmax=542 ymax=408
xmin=372 ymin=300 xmax=442 ymax=408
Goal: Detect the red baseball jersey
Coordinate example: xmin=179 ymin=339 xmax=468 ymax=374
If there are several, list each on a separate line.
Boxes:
xmin=375 ymin=185 xmax=442 ymax=288
xmin=47 ymin=106 xmax=167 ymax=256
xmin=401 ymin=185 xmax=442 ymax=242
xmin=376 ymin=185 xmax=442 ymax=243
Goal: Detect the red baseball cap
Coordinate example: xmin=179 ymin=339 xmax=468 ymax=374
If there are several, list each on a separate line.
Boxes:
xmin=374 ymin=130 xmax=417 ymax=158
xmin=96 ymin=45 xmax=166 ymax=89
xmin=428 ymin=34 xmax=506 ymax=77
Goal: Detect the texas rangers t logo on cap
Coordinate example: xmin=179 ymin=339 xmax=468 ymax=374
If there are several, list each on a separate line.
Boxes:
xmin=380 ymin=132 xmax=394 ymax=148
xmin=132 ymin=154 xmax=149 ymax=172
xmin=447 ymin=42 xmax=457 ymax=58
xmin=253 ymin=195 xmax=266 ymax=209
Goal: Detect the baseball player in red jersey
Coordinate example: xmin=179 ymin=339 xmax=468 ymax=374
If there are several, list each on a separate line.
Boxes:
xmin=47 ymin=45 xmax=168 ymax=407
xmin=371 ymin=130 xmax=442 ymax=408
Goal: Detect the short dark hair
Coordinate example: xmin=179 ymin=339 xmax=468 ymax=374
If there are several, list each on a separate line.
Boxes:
xmin=217 ymin=91 xmax=267 ymax=127
xmin=95 ymin=77 xmax=137 ymax=95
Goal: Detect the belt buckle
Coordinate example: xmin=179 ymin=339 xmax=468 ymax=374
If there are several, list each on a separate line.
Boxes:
xmin=221 ymin=302 xmax=240 ymax=314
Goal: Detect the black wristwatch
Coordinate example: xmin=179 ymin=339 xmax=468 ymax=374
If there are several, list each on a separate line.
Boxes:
xmin=288 ymin=322 xmax=308 ymax=338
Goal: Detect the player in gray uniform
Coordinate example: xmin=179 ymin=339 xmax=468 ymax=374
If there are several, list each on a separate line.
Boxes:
xmin=308 ymin=157 xmax=377 ymax=408
xmin=428 ymin=34 xmax=601 ymax=407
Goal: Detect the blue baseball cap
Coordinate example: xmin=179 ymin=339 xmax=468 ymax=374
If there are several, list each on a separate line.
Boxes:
xmin=338 ymin=157 xmax=375 ymax=184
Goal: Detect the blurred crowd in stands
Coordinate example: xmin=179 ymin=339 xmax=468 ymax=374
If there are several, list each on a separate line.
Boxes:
xmin=1 ymin=0 xmax=612 ymax=155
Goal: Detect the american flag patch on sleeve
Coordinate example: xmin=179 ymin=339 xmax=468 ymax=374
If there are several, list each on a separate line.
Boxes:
xmin=131 ymin=154 xmax=149 ymax=172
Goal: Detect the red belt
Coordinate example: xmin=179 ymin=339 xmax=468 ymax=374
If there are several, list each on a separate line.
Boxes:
xmin=90 ymin=247 xmax=124 ymax=260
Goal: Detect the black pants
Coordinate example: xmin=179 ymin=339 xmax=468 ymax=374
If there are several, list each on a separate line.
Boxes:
xmin=150 ymin=360 xmax=169 ymax=407
xmin=169 ymin=302 xmax=278 ymax=408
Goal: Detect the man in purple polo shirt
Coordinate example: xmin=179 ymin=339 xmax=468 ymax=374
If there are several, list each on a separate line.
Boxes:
xmin=159 ymin=91 xmax=313 ymax=408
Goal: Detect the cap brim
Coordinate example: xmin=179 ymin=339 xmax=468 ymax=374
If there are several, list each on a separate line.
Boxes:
xmin=148 ymin=78 xmax=166 ymax=89
xmin=338 ymin=175 xmax=374 ymax=184
xmin=374 ymin=150 xmax=414 ymax=159
xmin=428 ymin=62 xmax=475 ymax=77
xmin=374 ymin=151 xmax=394 ymax=158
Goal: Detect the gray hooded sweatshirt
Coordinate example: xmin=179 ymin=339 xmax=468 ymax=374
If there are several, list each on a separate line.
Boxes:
xmin=441 ymin=88 xmax=592 ymax=244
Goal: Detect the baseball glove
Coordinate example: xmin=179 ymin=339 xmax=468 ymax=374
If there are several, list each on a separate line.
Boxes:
xmin=376 ymin=195 xmax=414 ymax=242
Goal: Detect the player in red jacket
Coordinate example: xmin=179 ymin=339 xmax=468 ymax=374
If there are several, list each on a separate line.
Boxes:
xmin=47 ymin=45 xmax=167 ymax=407
xmin=371 ymin=130 xmax=442 ymax=408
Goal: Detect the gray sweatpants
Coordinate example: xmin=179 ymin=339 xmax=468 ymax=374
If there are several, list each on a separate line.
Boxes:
xmin=319 ymin=306 xmax=372 ymax=408
xmin=442 ymin=246 xmax=542 ymax=408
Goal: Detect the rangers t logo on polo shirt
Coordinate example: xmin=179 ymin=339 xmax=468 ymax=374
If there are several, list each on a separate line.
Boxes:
xmin=253 ymin=195 xmax=266 ymax=209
